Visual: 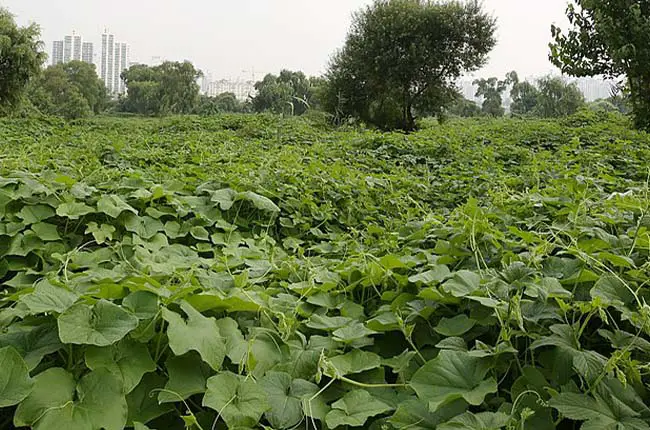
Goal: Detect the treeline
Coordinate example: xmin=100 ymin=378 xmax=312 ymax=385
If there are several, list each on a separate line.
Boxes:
xmin=448 ymin=71 xmax=627 ymax=119
xmin=1 ymin=0 xmax=649 ymax=131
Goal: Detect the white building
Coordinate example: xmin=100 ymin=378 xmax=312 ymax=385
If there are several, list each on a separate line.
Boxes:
xmin=101 ymin=32 xmax=130 ymax=95
xmin=206 ymin=79 xmax=256 ymax=101
xmin=52 ymin=33 xmax=93 ymax=66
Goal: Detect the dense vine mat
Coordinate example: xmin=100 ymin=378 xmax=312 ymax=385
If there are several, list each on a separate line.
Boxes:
xmin=1 ymin=112 xmax=650 ymax=429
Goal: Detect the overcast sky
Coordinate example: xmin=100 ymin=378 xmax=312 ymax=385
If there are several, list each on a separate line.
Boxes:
xmin=2 ymin=0 xmax=569 ymax=80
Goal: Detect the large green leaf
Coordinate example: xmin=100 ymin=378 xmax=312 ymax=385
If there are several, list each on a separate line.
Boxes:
xmin=434 ymin=315 xmax=476 ymax=337
xmin=0 ymin=346 xmax=33 ymax=407
xmin=550 ymin=392 xmax=650 ymax=430
xmin=85 ymin=338 xmax=156 ymax=393
xmin=411 ymin=350 xmax=497 ymax=411
xmin=158 ymin=352 xmax=213 ymax=403
xmin=58 ymin=300 xmax=139 ymax=346
xmin=30 ymin=222 xmax=61 ymax=241
xmin=591 ymin=274 xmax=636 ymax=308
xmin=19 ymin=280 xmax=79 ymax=314
xmin=327 ymin=349 xmax=382 ymax=377
xmin=261 ymin=371 xmax=319 ymax=429
xmin=388 ymin=399 xmax=468 ymax=430
xmin=161 ymin=302 xmax=226 ymax=370
xmin=438 ymin=411 xmax=511 ymax=429
xmin=56 ymin=201 xmax=94 ymax=219
xmin=18 ymin=204 xmax=55 ymax=224
xmin=127 ymin=373 xmax=174 ymax=425
xmin=97 ymin=194 xmax=138 ymax=218
xmin=325 ymin=389 xmax=393 ymax=428
xmin=0 ymin=319 xmax=63 ymax=370
xmin=14 ymin=368 xmax=127 ymax=430
xmin=203 ymin=371 xmax=269 ymax=428
xmin=442 ymin=271 xmax=482 ymax=297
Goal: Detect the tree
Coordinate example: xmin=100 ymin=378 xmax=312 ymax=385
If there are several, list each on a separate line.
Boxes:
xmin=323 ymin=0 xmax=496 ymax=131
xmin=252 ymin=70 xmax=315 ymax=115
xmin=508 ymin=71 xmax=540 ymax=115
xmin=120 ymin=61 xmax=202 ymax=115
xmin=194 ymin=93 xmax=243 ymax=115
xmin=27 ymin=61 xmax=107 ymax=119
xmin=473 ymin=76 xmax=508 ymax=117
xmin=549 ymin=1 xmax=650 ymax=129
xmin=535 ymin=76 xmax=585 ymax=118
xmin=446 ymin=96 xmax=481 ymax=117
xmin=0 ymin=8 xmax=46 ymax=112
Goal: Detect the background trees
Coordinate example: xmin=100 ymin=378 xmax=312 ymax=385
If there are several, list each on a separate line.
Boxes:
xmin=0 ymin=8 xmax=45 ymax=113
xmin=251 ymin=70 xmax=318 ymax=115
xmin=120 ymin=61 xmax=202 ymax=115
xmin=28 ymin=61 xmax=107 ymax=119
xmin=473 ymin=76 xmax=509 ymax=117
xmin=323 ymin=0 xmax=497 ymax=131
xmin=550 ymin=0 xmax=650 ymax=129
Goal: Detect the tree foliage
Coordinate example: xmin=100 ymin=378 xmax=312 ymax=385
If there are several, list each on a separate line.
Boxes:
xmin=252 ymin=70 xmax=317 ymax=115
xmin=473 ymin=76 xmax=509 ymax=117
xmin=549 ymin=0 xmax=650 ymax=129
xmin=0 ymin=8 xmax=46 ymax=112
xmin=446 ymin=96 xmax=481 ymax=117
xmin=323 ymin=0 xmax=496 ymax=131
xmin=27 ymin=61 xmax=107 ymax=119
xmin=120 ymin=61 xmax=202 ymax=115
xmin=194 ymin=93 xmax=246 ymax=116
xmin=535 ymin=76 xmax=585 ymax=118
xmin=508 ymin=71 xmax=541 ymax=115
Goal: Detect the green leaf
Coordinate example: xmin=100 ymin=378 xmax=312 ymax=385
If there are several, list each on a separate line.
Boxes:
xmin=123 ymin=291 xmax=159 ymax=320
xmin=332 ymin=321 xmax=378 ymax=344
xmin=0 ymin=346 xmax=33 ymax=407
xmin=203 ymin=371 xmax=269 ymax=428
xmin=85 ymin=338 xmax=156 ymax=393
xmin=591 ymin=274 xmax=636 ymax=308
xmin=158 ymin=353 xmax=213 ymax=403
xmin=550 ymin=392 xmax=650 ymax=430
xmin=127 ymin=373 xmax=174 ymax=426
xmin=18 ymin=204 xmax=55 ymax=224
xmin=237 ymin=191 xmax=280 ymax=213
xmin=438 ymin=411 xmax=510 ymax=429
xmin=261 ymin=371 xmax=319 ymax=429
xmin=409 ymin=265 xmax=451 ymax=285
xmin=56 ymin=201 xmax=94 ymax=219
xmin=85 ymin=222 xmax=116 ymax=244
xmin=190 ymin=225 xmax=210 ymax=240
xmin=97 ymin=194 xmax=138 ymax=218
xmin=123 ymin=214 xmax=164 ymax=239
xmin=434 ymin=315 xmax=476 ymax=337
xmin=30 ymin=222 xmax=61 ymax=241
xmin=58 ymin=300 xmax=139 ymax=346
xmin=411 ymin=350 xmax=497 ymax=411
xmin=161 ymin=302 xmax=226 ymax=370
xmin=328 ymin=349 xmax=382 ymax=376
xmin=19 ymin=280 xmax=79 ymax=314
xmin=325 ymin=389 xmax=392 ymax=428
xmin=442 ymin=271 xmax=482 ymax=297
xmin=211 ymin=188 xmax=236 ymax=210
xmin=389 ymin=398 xmax=468 ymax=430
xmin=0 ymin=319 xmax=63 ymax=370
xmin=14 ymin=368 xmax=127 ymax=430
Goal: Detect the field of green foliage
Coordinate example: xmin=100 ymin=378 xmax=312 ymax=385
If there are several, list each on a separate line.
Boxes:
xmin=2 ymin=112 xmax=650 ymax=430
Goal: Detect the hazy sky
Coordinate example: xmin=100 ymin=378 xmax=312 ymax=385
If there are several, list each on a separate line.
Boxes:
xmin=2 ymin=0 xmax=569 ymax=80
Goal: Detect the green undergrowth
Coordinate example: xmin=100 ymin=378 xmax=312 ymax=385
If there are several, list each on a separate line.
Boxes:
xmin=1 ymin=112 xmax=650 ymax=429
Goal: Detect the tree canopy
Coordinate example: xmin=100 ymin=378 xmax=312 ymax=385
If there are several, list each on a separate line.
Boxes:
xmin=120 ymin=61 xmax=203 ymax=115
xmin=0 ymin=8 xmax=46 ymax=112
xmin=323 ymin=0 xmax=496 ymax=131
xmin=28 ymin=61 xmax=107 ymax=119
xmin=252 ymin=70 xmax=318 ymax=115
xmin=549 ymin=0 xmax=650 ymax=129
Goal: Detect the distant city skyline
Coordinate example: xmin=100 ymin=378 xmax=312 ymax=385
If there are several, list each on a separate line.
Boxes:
xmin=51 ymin=32 xmax=93 ymax=66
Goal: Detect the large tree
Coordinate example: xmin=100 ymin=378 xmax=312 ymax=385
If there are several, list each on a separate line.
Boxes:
xmin=535 ymin=76 xmax=585 ymax=118
xmin=28 ymin=61 xmax=107 ymax=119
xmin=473 ymin=76 xmax=509 ymax=117
xmin=323 ymin=0 xmax=496 ymax=131
xmin=549 ymin=0 xmax=650 ymax=129
xmin=252 ymin=70 xmax=316 ymax=115
xmin=120 ymin=61 xmax=202 ymax=115
xmin=0 ymin=8 xmax=46 ymax=112
xmin=508 ymin=72 xmax=541 ymax=116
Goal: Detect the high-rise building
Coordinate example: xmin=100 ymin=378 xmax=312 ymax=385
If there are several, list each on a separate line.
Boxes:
xmin=100 ymin=32 xmax=129 ymax=95
xmin=72 ymin=35 xmax=82 ymax=61
xmin=53 ymin=33 xmax=93 ymax=66
xmin=63 ymin=35 xmax=73 ymax=63
xmin=82 ymin=42 xmax=94 ymax=65
xmin=51 ymin=41 xmax=64 ymax=65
